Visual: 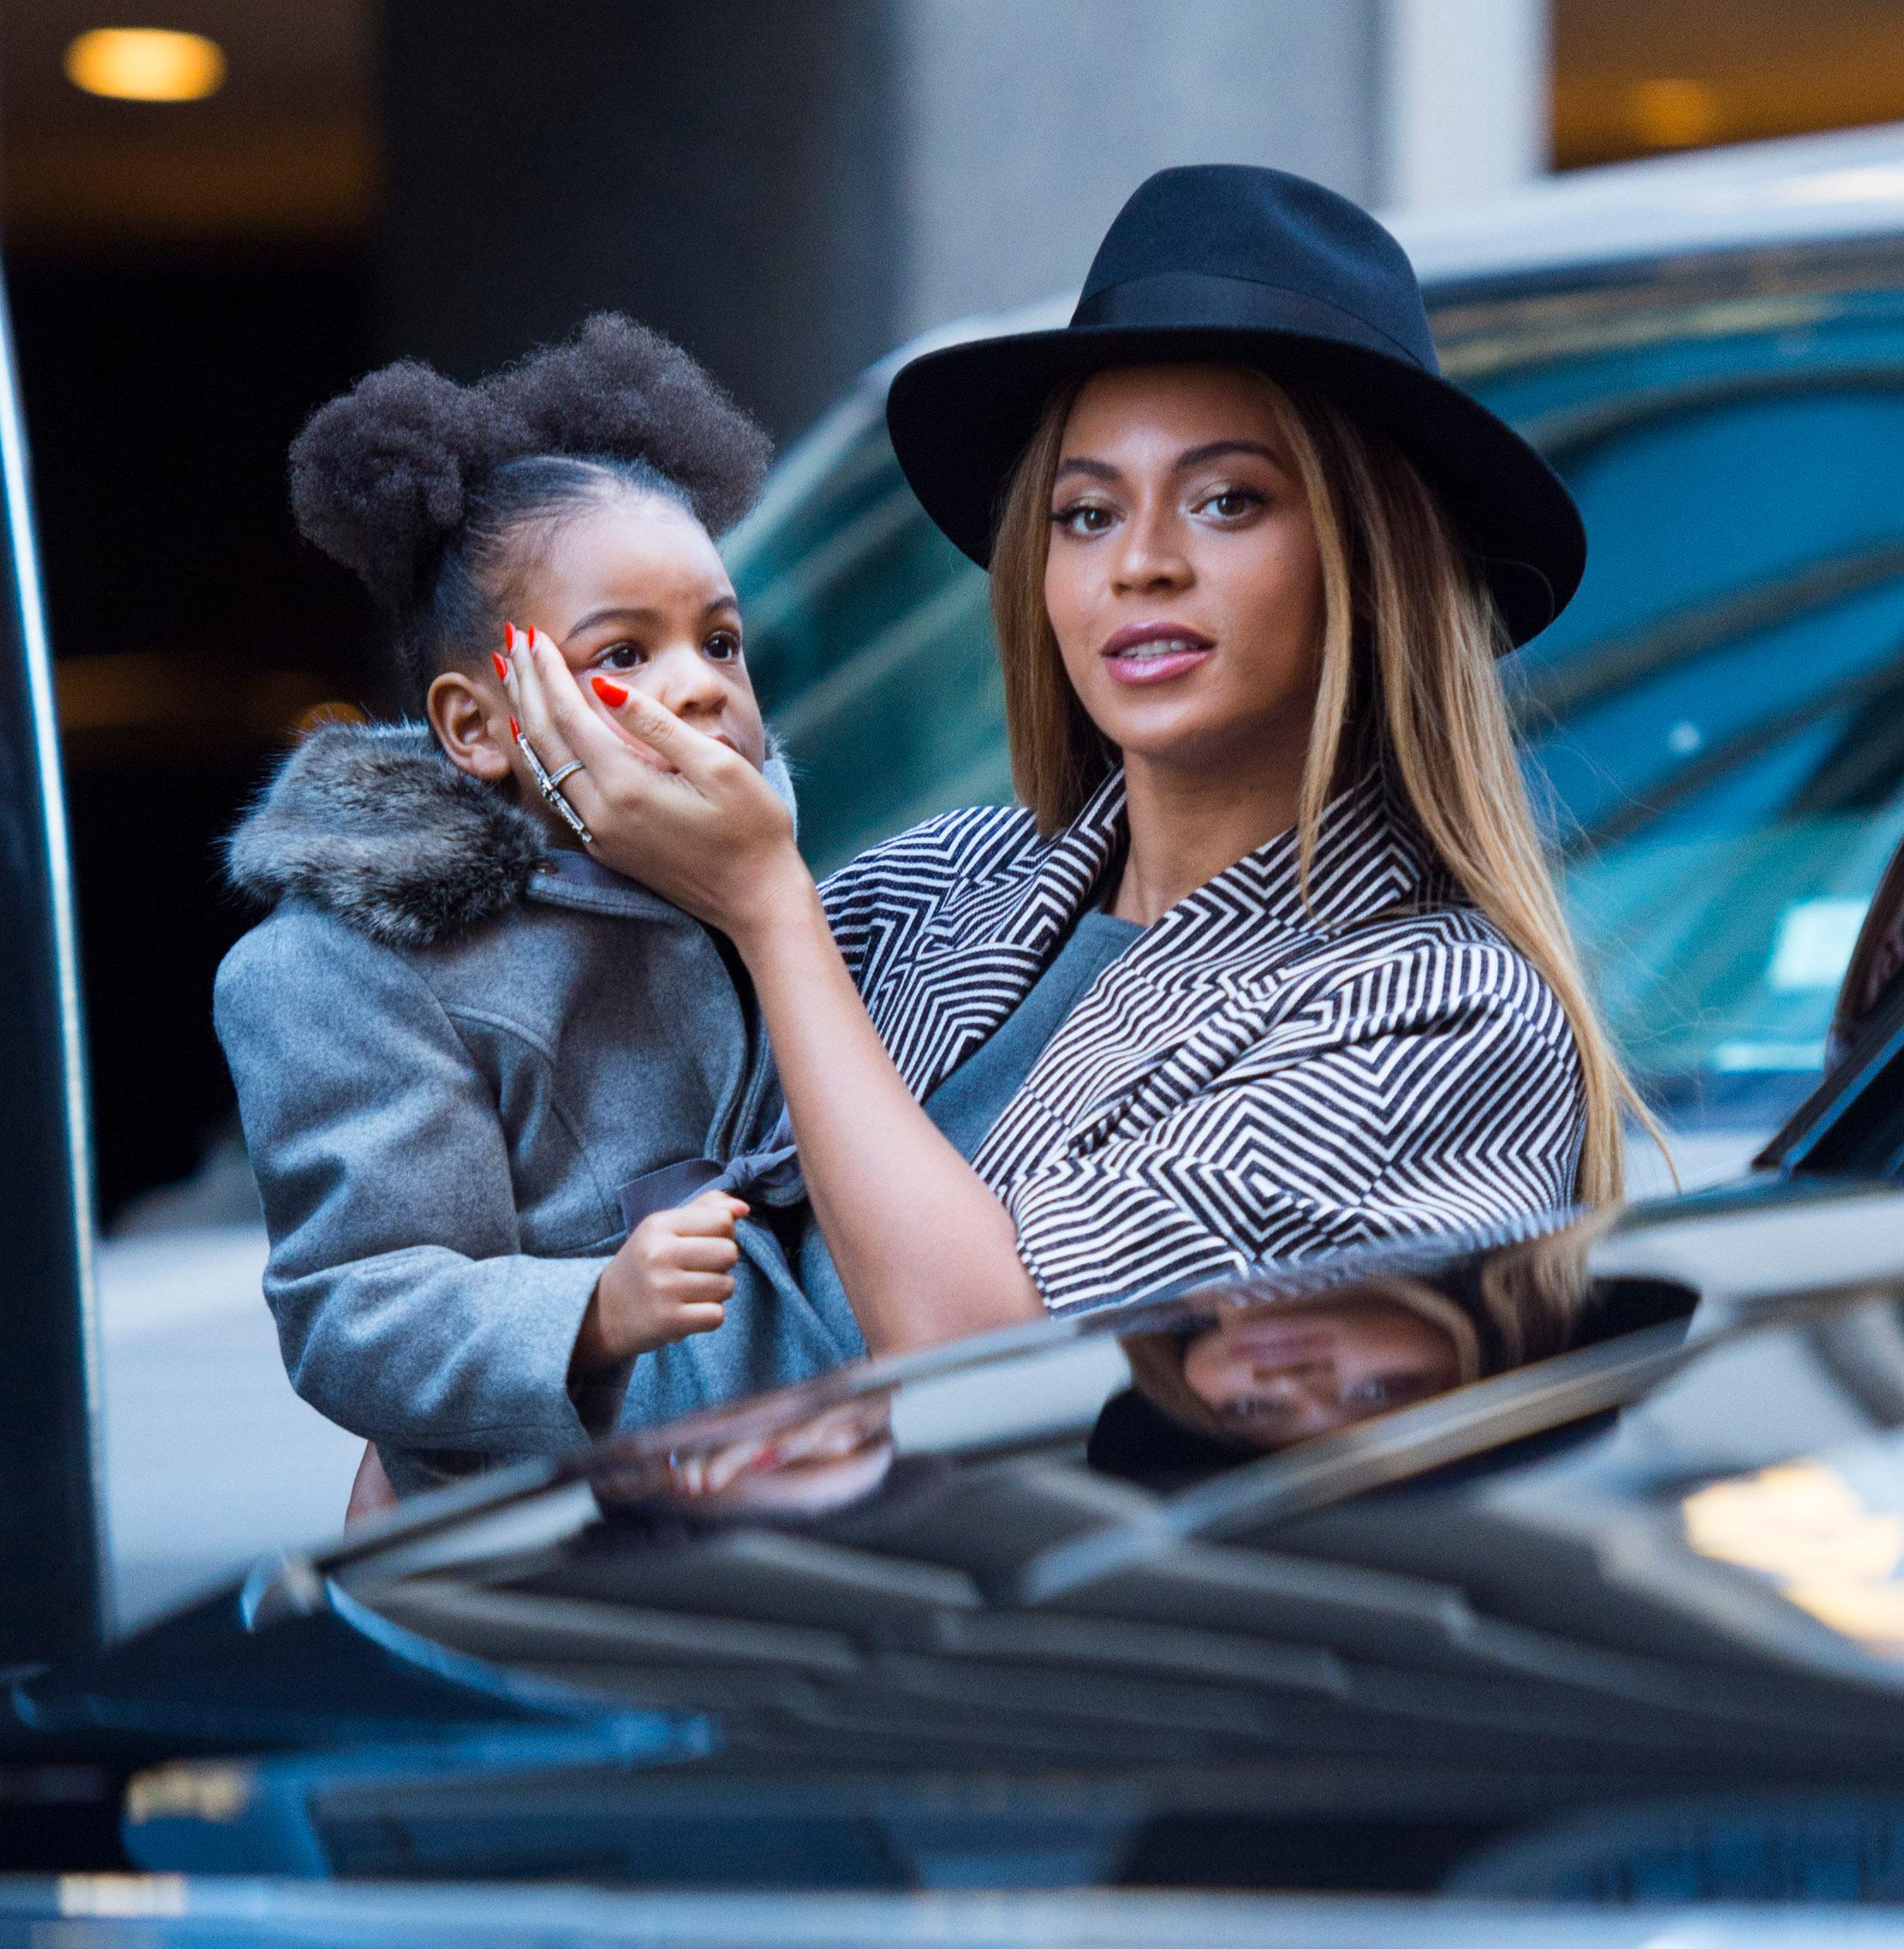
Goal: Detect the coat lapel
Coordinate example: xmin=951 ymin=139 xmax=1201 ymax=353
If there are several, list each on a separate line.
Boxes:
xmin=976 ymin=773 xmax=1438 ymax=1160
xmin=870 ymin=770 xmax=1128 ymax=1097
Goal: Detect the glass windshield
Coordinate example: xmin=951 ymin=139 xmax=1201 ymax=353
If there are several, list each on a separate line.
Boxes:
xmin=729 ymin=246 xmax=1904 ymax=1140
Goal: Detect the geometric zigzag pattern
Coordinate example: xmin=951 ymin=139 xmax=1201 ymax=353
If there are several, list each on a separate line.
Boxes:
xmin=822 ymin=769 xmax=1586 ymax=1310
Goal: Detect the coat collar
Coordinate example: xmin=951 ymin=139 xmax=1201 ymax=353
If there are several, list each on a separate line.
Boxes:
xmin=526 ymin=847 xmax=684 ymax=924
xmin=226 ymin=717 xmax=794 ymax=947
xmin=987 ymin=764 xmax=1438 ymax=965
xmin=882 ymin=765 xmax=1441 ymax=1102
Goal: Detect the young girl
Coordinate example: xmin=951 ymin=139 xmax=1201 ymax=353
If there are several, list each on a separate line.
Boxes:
xmin=215 ymin=315 xmax=861 ymax=1503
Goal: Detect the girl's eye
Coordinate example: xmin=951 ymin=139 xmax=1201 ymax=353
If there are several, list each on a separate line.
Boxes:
xmin=1049 ymin=501 xmax=1116 ymax=536
xmin=703 ymin=630 xmax=743 ymax=663
xmin=599 ymin=643 xmax=646 ymax=671
xmin=1199 ymin=486 xmax=1265 ymax=521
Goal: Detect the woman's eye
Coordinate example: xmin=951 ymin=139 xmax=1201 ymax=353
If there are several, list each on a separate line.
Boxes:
xmin=1050 ymin=501 xmax=1116 ymax=536
xmin=1199 ymin=486 xmax=1265 ymax=521
xmin=703 ymin=630 xmax=743 ymax=663
xmin=598 ymin=643 xmax=646 ymax=671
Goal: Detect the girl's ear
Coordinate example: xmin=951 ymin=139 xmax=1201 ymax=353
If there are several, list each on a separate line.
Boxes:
xmin=427 ymin=670 xmax=513 ymax=783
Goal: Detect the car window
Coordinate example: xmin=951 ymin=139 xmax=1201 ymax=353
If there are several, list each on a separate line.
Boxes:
xmin=729 ymin=248 xmax=1904 ymax=1148
xmin=728 ymin=398 xmax=1005 ymax=873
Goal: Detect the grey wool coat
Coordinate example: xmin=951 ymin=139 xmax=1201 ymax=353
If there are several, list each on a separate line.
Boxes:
xmin=214 ymin=721 xmax=862 ymax=1497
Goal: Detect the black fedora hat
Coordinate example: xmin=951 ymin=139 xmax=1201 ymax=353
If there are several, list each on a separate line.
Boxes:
xmin=885 ymin=164 xmax=1585 ymax=650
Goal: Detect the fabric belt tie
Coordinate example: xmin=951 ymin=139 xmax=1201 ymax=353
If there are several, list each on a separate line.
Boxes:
xmin=616 ymin=1108 xmax=804 ymax=1233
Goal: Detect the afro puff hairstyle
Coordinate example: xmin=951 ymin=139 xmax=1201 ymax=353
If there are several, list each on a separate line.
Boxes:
xmin=288 ymin=314 xmax=772 ymax=703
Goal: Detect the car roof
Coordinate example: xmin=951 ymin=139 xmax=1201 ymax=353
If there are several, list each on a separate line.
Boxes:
xmin=736 ymin=122 xmax=1904 ymax=540
xmin=866 ymin=123 xmax=1904 ymax=373
xmin=1394 ymin=118 xmax=1904 ymax=287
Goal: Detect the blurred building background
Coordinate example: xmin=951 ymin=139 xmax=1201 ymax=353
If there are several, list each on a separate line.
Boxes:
xmin=5 ymin=0 xmax=1904 ymax=1224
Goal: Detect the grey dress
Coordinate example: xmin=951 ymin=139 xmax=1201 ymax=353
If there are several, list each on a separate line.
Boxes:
xmin=799 ymin=908 xmax=1143 ymax=1320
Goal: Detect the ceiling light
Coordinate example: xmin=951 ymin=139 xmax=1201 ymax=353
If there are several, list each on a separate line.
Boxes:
xmin=64 ymin=27 xmax=226 ymax=103
xmin=1627 ymin=79 xmax=1723 ymax=151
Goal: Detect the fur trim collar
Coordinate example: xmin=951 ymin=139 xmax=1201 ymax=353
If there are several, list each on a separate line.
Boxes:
xmin=227 ymin=719 xmax=800 ymax=948
xmin=225 ymin=722 xmax=550 ymax=947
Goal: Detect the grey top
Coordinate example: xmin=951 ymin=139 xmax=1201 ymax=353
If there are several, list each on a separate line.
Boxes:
xmin=800 ymin=907 xmax=1143 ymax=1312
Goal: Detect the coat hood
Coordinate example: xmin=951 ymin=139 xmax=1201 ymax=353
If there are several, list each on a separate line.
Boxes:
xmin=225 ymin=719 xmax=795 ymax=949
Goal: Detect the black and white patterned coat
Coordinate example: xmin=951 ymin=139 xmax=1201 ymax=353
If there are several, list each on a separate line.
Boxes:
xmin=820 ymin=770 xmax=1586 ymax=1310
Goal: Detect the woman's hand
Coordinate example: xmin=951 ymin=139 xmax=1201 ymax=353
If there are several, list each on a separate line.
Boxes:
xmin=503 ymin=627 xmax=807 ymax=943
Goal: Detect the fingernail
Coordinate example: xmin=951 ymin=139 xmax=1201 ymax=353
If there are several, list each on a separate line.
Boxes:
xmin=491 ymin=651 xmax=509 ymax=682
xmin=503 ymin=624 xmax=516 ymax=652
xmin=592 ymin=676 xmax=630 ymax=707
xmin=508 ymin=716 xmax=521 ymax=739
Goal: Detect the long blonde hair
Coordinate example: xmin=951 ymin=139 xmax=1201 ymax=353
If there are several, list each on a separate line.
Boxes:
xmin=988 ymin=372 xmax=1658 ymax=1206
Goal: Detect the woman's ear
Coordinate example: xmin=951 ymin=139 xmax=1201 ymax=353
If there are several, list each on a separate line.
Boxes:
xmin=427 ymin=669 xmax=513 ymax=783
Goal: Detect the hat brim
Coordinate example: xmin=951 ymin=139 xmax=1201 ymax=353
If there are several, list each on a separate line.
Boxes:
xmin=885 ymin=322 xmax=1585 ymax=651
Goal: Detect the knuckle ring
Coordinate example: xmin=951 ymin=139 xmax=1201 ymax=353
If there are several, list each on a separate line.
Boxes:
xmin=514 ymin=728 xmax=593 ymax=845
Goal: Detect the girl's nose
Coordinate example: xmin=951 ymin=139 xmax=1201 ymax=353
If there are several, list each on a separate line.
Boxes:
xmin=648 ymin=645 xmax=727 ymax=720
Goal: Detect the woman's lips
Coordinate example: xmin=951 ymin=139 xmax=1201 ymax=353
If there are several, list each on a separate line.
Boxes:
xmin=1219 ymin=1320 xmax=1337 ymax=1366
xmin=1100 ymin=621 xmax=1214 ymax=685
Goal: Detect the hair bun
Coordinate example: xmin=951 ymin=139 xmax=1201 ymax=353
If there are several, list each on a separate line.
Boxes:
xmin=289 ymin=361 xmax=523 ymax=612
xmin=483 ymin=313 xmax=771 ymax=535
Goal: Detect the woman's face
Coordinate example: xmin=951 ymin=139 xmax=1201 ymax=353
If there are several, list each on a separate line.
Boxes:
xmin=512 ymin=492 xmax=767 ymax=772
xmin=1179 ymin=1299 xmax=1462 ymax=1448
xmin=1042 ymin=362 xmax=1325 ymax=782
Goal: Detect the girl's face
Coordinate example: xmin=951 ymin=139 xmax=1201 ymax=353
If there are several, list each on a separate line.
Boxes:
xmin=1179 ymin=1299 xmax=1461 ymax=1449
xmin=430 ymin=493 xmax=765 ymax=840
xmin=1042 ymin=362 xmax=1325 ymax=783
xmin=513 ymin=493 xmax=767 ymax=772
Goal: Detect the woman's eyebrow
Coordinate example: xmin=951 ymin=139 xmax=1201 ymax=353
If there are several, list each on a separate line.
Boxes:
xmin=1053 ymin=456 xmax=1120 ymax=485
xmin=1175 ymin=438 xmax=1285 ymax=472
xmin=1053 ymin=440 xmax=1287 ymax=486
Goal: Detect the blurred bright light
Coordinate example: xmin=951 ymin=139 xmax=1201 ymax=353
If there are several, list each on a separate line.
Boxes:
xmin=64 ymin=27 xmax=226 ymax=103
xmin=1628 ymin=78 xmax=1723 ymax=150
xmin=1683 ymin=1458 xmax=1904 ymax=1658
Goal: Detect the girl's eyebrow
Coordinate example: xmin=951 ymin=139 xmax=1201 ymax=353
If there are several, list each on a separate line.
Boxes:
xmin=569 ymin=602 xmax=662 ymax=633
xmin=569 ymin=594 xmax=739 ymax=634
xmin=1054 ymin=438 xmax=1287 ymax=487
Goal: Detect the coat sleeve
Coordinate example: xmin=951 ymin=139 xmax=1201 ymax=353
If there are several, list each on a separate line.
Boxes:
xmin=214 ymin=909 xmax=608 ymax=1454
xmin=1001 ymin=941 xmax=1587 ymax=1310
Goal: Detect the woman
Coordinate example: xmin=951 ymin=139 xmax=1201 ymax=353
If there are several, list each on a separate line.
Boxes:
xmin=502 ymin=164 xmax=1650 ymax=1357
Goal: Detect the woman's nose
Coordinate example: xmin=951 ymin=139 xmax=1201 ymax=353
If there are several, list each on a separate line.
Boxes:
xmin=1110 ymin=502 xmax=1191 ymax=593
xmin=1251 ymin=1364 xmax=1335 ymax=1422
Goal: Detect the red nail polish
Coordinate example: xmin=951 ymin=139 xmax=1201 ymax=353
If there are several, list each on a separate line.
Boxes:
xmin=503 ymin=624 xmax=515 ymax=652
xmin=491 ymin=651 xmax=508 ymax=682
xmin=592 ymin=676 xmax=630 ymax=707
xmin=508 ymin=716 xmax=520 ymax=739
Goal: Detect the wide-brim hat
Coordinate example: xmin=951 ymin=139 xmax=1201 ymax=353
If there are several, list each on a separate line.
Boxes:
xmin=885 ymin=164 xmax=1585 ymax=650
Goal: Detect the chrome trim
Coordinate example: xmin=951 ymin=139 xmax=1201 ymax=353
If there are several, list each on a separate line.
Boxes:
xmin=0 ymin=276 xmax=110 ymax=1635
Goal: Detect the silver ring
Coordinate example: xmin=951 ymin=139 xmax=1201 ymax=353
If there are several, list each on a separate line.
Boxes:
xmin=514 ymin=728 xmax=593 ymax=845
